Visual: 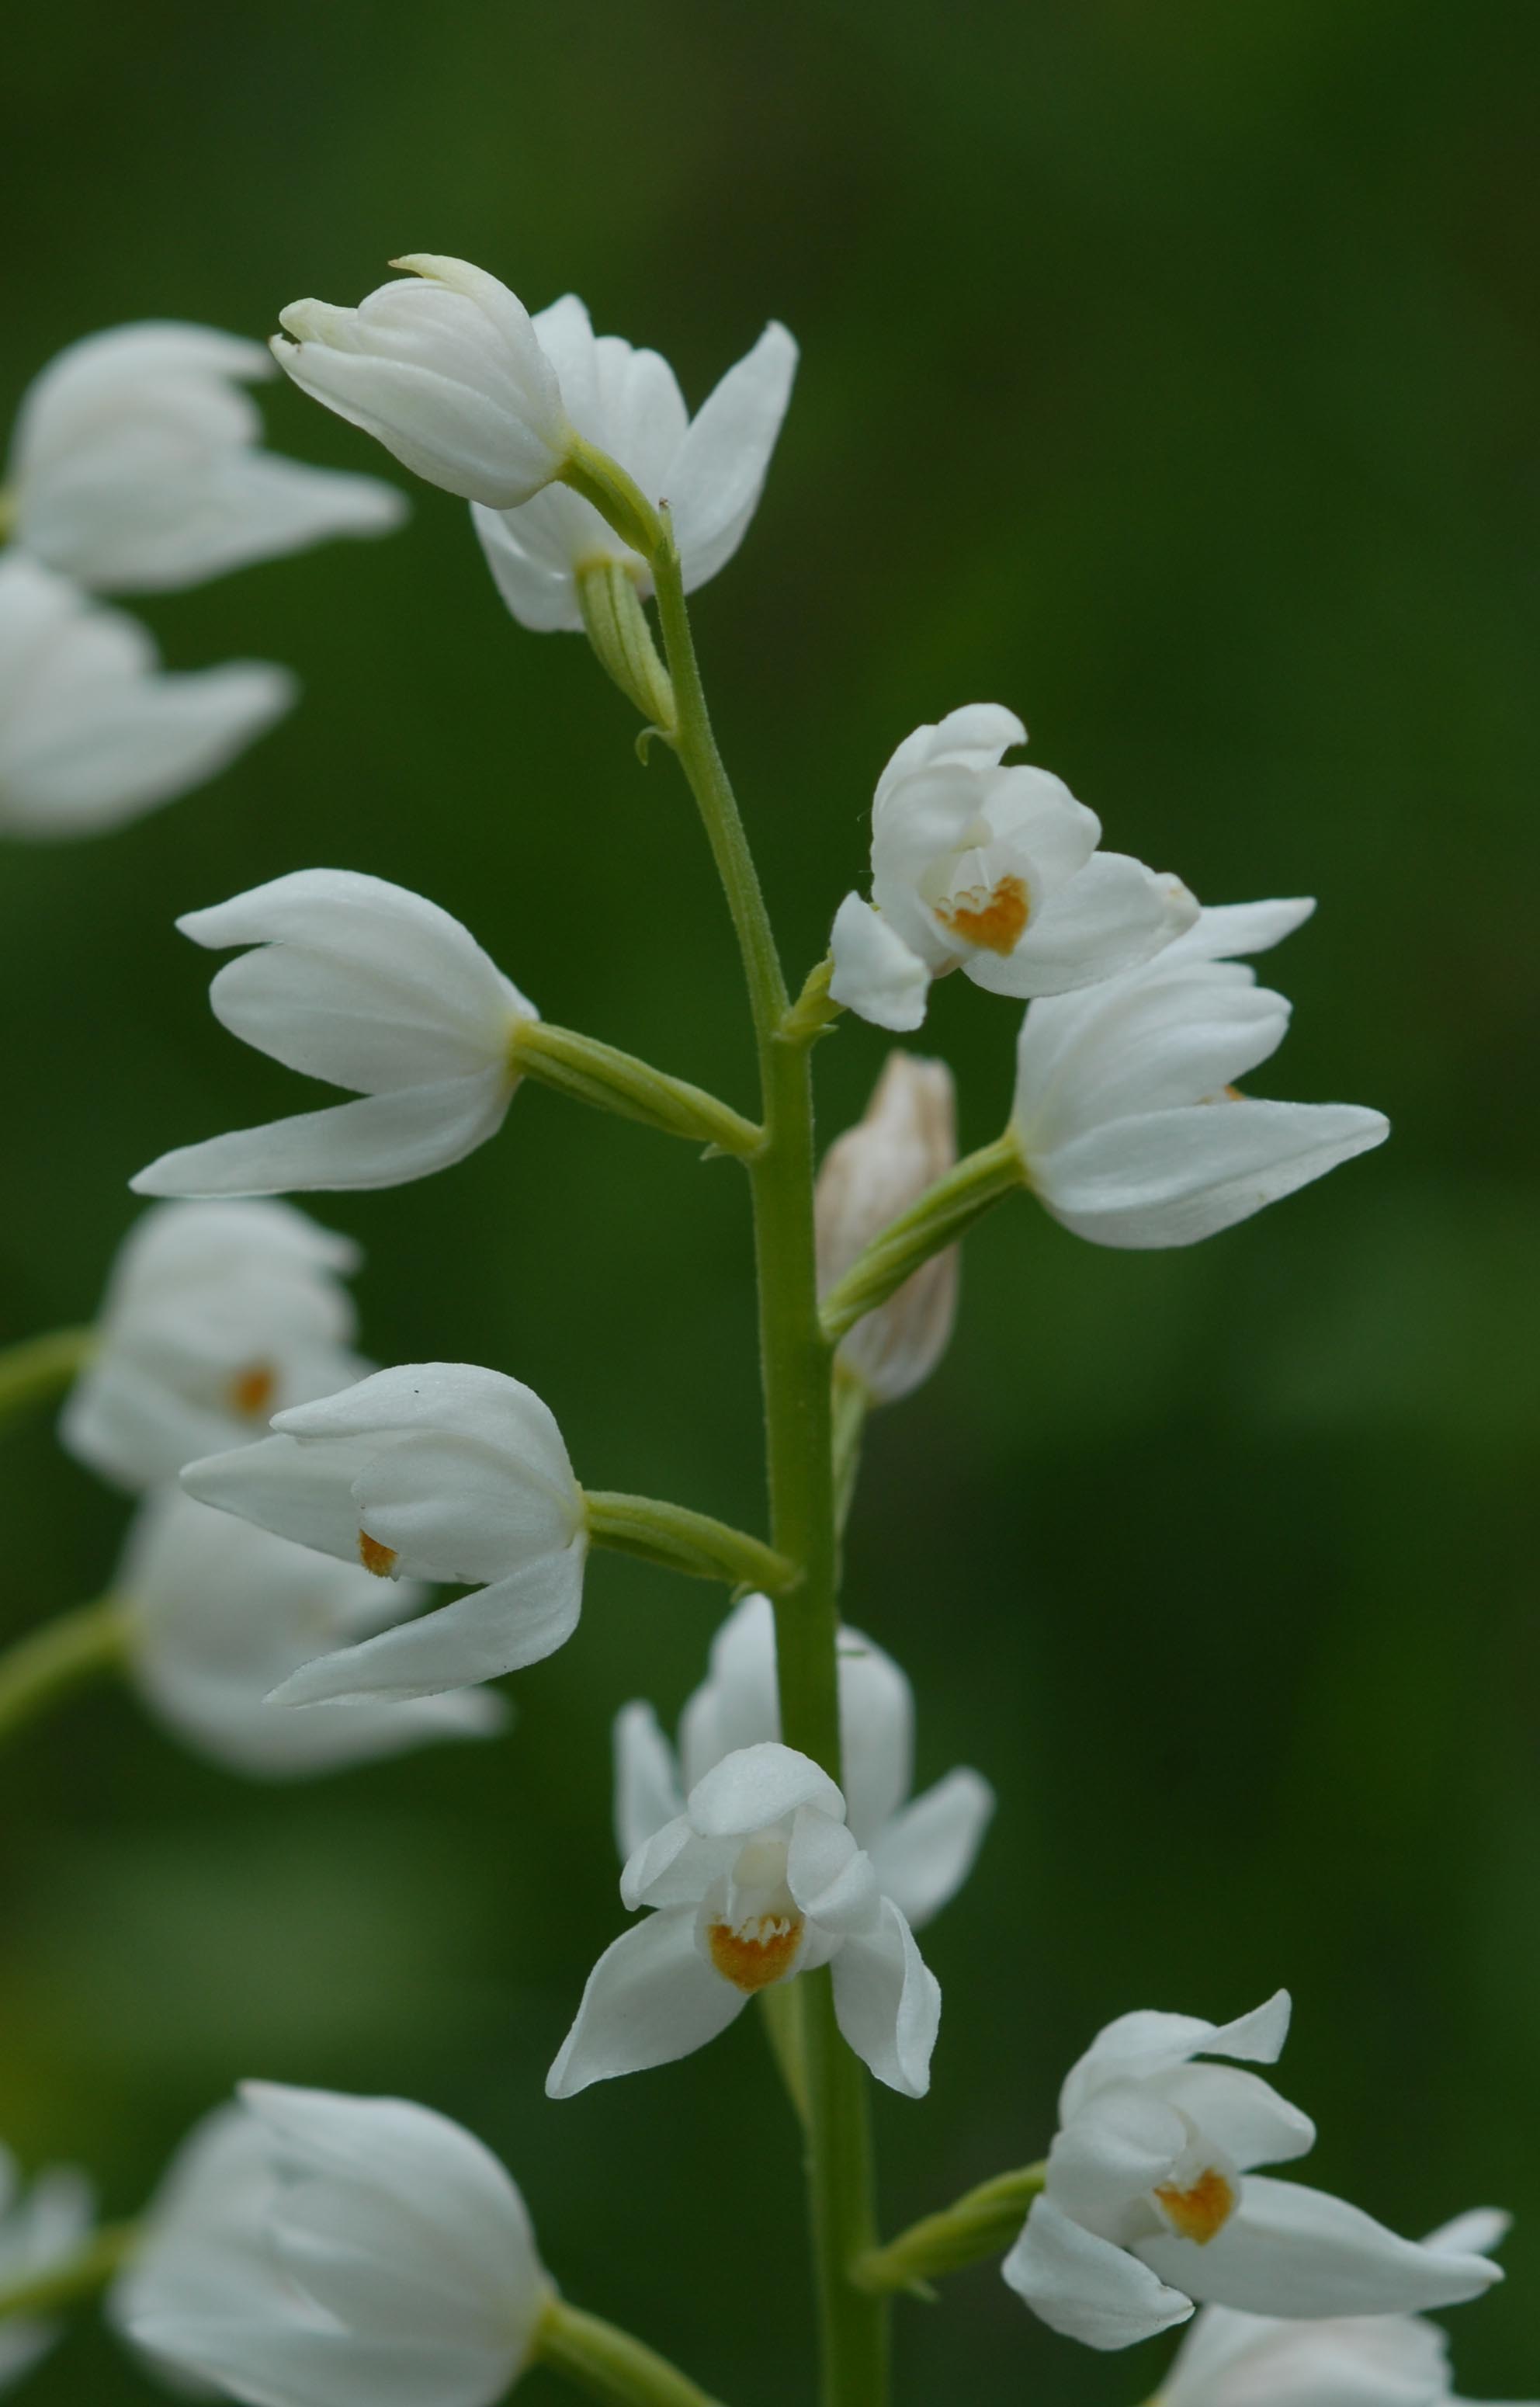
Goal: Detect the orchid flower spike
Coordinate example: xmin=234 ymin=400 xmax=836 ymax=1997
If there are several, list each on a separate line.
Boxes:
xmin=1009 ymin=898 xmax=1390 ymax=1248
xmin=550 ymin=1738 xmax=942 ymax=2100
xmin=181 ymin=1363 xmax=587 ymax=1701
xmin=61 ymin=1200 xmax=364 ymax=1492
xmin=1002 ymin=1991 xmax=1502 ymax=2351
xmin=5 ymin=321 xmax=404 ymax=593
xmin=828 ymin=705 xmax=1196 ymax=1032
xmin=131 ymin=870 xmax=538 ymax=1197
xmin=1161 ymin=2210 xmax=1529 ymax=2407
xmin=0 ymin=557 xmax=292 ymax=840
xmin=0 ymin=2147 xmax=95 ymax=2395
xmin=815 ymin=1051 xmax=960 ymax=1405
xmin=616 ymin=1593 xmax=993 ymax=1932
xmin=473 ymin=297 xmax=797 ymax=630
xmin=111 ymin=2084 xmax=550 ymax=2407
xmin=117 ymin=1489 xmax=505 ymax=1777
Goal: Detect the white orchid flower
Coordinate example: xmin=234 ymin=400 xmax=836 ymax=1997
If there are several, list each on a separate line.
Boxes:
xmin=1011 ymin=898 xmax=1389 ymax=1248
xmin=131 ymin=870 xmax=538 ymax=1197
xmin=0 ymin=2147 xmax=94 ymax=2395
xmin=273 ymin=255 xmax=572 ymax=509
xmin=5 ymin=321 xmax=404 ymax=593
xmin=0 ymin=557 xmax=292 ymax=840
xmin=550 ymin=1738 xmax=941 ymax=2101
xmin=181 ymin=1363 xmax=587 ymax=1702
xmin=828 ymin=705 xmax=1196 ymax=1032
xmin=1002 ymin=1992 xmax=1501 ymax=2352
xmin=112 ymin=2085 xmax=550 ymax=2407
xmin=616 ymin=1593 xmax=992 ymax=1933
xmin=61 ymin=1200 xmax=363 ymax=1492
xmin=815 ymin=1051 xmax=960 ymax=1405
xmin=118 ymin=1488 xmax=505 ymax=1777
xmin=472 ymin=297 xmax=797 ymax=630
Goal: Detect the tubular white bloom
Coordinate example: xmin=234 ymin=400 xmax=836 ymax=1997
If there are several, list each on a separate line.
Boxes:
xmin=616 ymin=1593 xmax=993 ymax=1933
xmin=180 ymin=1363 xmax=587 ymax=1702
xmin=815 ymin=1051 xmax=959 ymax=1404
xmin=0 ymin=2147 xmax=94 ymax=2395
xmin=5 ymin=321 xmax=405 ymax=593
xmin=828 ymin=706 xmax=1196 ymax=1032
xmin=473 ymin=299 xmax=797 ymax=630
xmin=61 ymin=1200 xmax=364 ymax=1492
xmin=273 ymin=255 xmax=571 ymax=509
xmin=1011 ymin=898 xmax=1390 ymax=1248
xmin=1001 ymin=1992 xmax=1503 ymax=2352
xmin=131 ymin=870 xmax=538 ymax=1197
xmin=118 ymin=1489 xmax=505 ymax=1777
xmin=111 ymin=2085 xmax=550 ymax=2407
xmin=0 ymin=557 xmax=293 ymax=840
xmin=1162 ymin=2209 xmax=1528 ymax=2406
xmin=550 ymin=1738 xmax=942 ymax=2101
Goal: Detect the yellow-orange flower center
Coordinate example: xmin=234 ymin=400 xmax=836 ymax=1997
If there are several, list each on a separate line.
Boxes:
xmin=707 ymin=1914 xmax=804 ymax=1994
xmin=227 ymin=1362 xmax=277 ymax=1419
xmin=1153 ymin=2168 xmax=1237 ymax=2245
xmin=936 ymin=874 xmax=1030 ymax=955
xmin=357 ymin=1530 xmax=399 ymax=1579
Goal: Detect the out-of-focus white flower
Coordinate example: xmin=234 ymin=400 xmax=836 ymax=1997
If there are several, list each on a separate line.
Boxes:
xmin=550 ymin=1738 xmax=941 ymax=2100
xmin=1161 ymin=2209 xmax=1528 ymax=2407
xmin=273 ymin=255 xmax=572 ymax=510
xmin=61 ymin=1200 xmax=363 ymax=1492
xmin=473 ymin=298 xmax=796 ymax=631
xmin=117 ymin=1488 xmax=505 ymax=1777
xmin=182 ymin=1363 xmax=587 ymax=1703
xmin=131 ymin=870 xmax=538 ymax=1197
xmin=829 ymin=707 xmax=1196 ymax=1033
xmin=0 ymin=2147 xmax=94 ymax=2394
xmin=112 ymin=2084 xmax=550 ymax=2407
xmin=616 ymin=1593 xmax=992 ymax=1933
xmin=0 ymin=557 xmax=292 ymax=840
xmin=1002 ymin=1992 xmax=1501 ymax=2352
xmin=5 ymin=321 xmax=404 ymax=593
xmin=815 ymin=1051 xmax=959 ymax=1405
xmin=1010 ymin=898 xmax=1389 ymax=1249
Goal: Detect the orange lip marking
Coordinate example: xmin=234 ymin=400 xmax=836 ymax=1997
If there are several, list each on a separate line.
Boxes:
xmin=227 ymin=1362 xmax=277 ymax=1419
xmin=937 ymin=874 xmax=1029 ymax=955
xmin=707 ymin=1916 xmax=804 ymax=1994
xmin=1153 ymin=2168 xmax=1237 ymax=2245
xmin=357 ymin=1530 xmax=399 ymax=1579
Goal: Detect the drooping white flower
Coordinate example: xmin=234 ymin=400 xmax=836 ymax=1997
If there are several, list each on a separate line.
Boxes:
xmin=828 ymin=706 xmax=1196 ymax=1033
xmin=181 ymin=1363 xmax=587 ymax=1702
xmin=0 ymin=557 xmax=292 ymax=840
xmin=1160 ymin=2207 xmax=1527 ymax=2406
xmin=111 ymin=2084 xmax=550 ymax=2407
xmin=117 ymin=1488 xmax=505 ymax=1777
xmin=550 ymin=1738 xmax=941 ymax=2100
xmin=472 ymin=298 xmax=796 ymax=631
xmin=61 ymin=1200 xmax=364 ymax=1492
xmin=1002 ymin=1992 xmax=1501 ymax=2352
xmin=5 ymin=321 xmax=405 ymax=594
xmin=273 ymin=255 xmax=572 ymax=509
xmin=131 ymin=870 xmax=538 ymax=1197
xmin=815 ymin=1051 xmax=960 ymax=1405
xmin=616 ymin=1593 xmax=992 ymax=1933
xmin=1010 ymin=898 xmax=1390 ymax=1248
xmin=0 ymin=2147 xmax=94 ymax=2395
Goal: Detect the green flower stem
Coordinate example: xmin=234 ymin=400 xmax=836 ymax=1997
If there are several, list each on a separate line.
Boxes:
xmin=852 ymin=2164 xmax=1047 ymax=2295
xmin=0 ymin=1599 xmax=129 ymax=1749
xmin=831 ymin=1363 xmax=869 ymax=1544
xmin=649 ymin=528 xmax=887 ymax=2407
xmin=577 ymin=561 xmax=677 ymax=731
xmin=0 ymin=1326 xmax=95 ymax=1430
xmin=535 ymin=2297 xmax=728 ymax=2407
xmin=819 ymin=1135 xmax=1027 ymax=1348
xmin=512 ymin=1020 xmax=761 ymax=1159
xmin=560 ymin=438 xmax=668 ymax=564
xmin=583 ymin=1493 xmax=797 ymax=1595
xmin=0 ymin=2219 xmax=139 ymax=2321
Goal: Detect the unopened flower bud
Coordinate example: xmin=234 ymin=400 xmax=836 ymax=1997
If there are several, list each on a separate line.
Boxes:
xmin=816 ymin=1052 xmax=959 ymax=1404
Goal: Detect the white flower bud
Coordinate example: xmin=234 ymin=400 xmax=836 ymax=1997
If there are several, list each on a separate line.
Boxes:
xmin=816 ymin=1052 xmax=959 ymax=1404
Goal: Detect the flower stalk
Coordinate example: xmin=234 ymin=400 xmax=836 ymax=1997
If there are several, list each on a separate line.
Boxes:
xmin=0 ymin=1325 xmax=95 ymax=1429
xmin=582 ymin=1493 xmax=797 ymax=1594
xmin=512 ymin=1019 xmax=760 ymax=1157
xmin=0 ymin=1598 xmax=128 ymax=1748
xmin=535 ymin=2296 xmax=728 ymax=2407
xmin=0 ymin=2219 xmax=138 ymax=2321
xmin=854 ymin=2165 xmax=1047 ymax=2294
xmin=819 ymin=1134 xmax=1025 ymax=1347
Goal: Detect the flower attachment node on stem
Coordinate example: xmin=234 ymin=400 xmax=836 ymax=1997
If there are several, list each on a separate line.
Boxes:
xmin=779 ymin=954 xmax=843 ymax=1049
xmin=583 ymin=1492 xmax=799 ymax=1595
xmin=819 ymin=1133 xmax=1027 ymax=1348
xmin=511 ymin=1019 xmax=762 ymax=1158
xmin=854 ymin=2164 xmax=1048 ymax=2295
xmin=0 ymin=1597 xmax=129 ymax=1750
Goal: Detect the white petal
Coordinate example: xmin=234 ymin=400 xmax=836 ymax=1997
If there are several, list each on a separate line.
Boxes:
xmin=873 ymin=706 xmax=1026 ymax=804
xmin=1017 ymin=967 xmax=1290 ymax=1152
xmin=612 ymin=1701 xmax=685 ymax=1859
xmin=471 ymin=502 xmax=586 ymax=632
xmin=966 ymin=855 xmax=1198 ymax=999
xmin=1168 ymin=898 xmax=1316 ymax=964
xmin=1046 ymin=2087 xmax=1188 ymax=2239
xmin=677 ymin=1592 xmax=779 ymax=1791
xmin=668 ymin=321 xmax=798 ymax=591
xmin=685 ymin=1741 xmax=844 ymax=1836
xmin=828 ymin=894 xmax=930 ymax=1032
xmin=1136 ymin=2175 xmax=1504 ymax=2319
xmin=126 ymin=2315 xmax=509 ymax=2407
xmin=0 ymin=657 xmax=294 ymax=837
xmin=829 ymin=1896 xmax=938 ymax=2097
xmin=268 ymin=1549 xmax=584 ymax=1704
xmin=1157 ymin=2065 xmax=1316 ymax=2173
xmin=1424 ymin=2206 xmax=1511 ymax=2256
xmin=619 ymin=1815 xmax=727 ymax=1912
xmin=182 ymin=1433 xmax=369 ymax=1561
xmin=1061 ymin=1993 xmax=1292 ymax=2121
xmin=1002 ymin=2193 xmax=1194 ymax=2350
xmin=132 ymin=1068 xmax=515 ymax=1197
xmin=546 ymin=1909 xmax=746 ymax=2096
xmin=867 ymin=1768 xmax=994 ymax=1930
xmin=786 ymin=1808 xmax=880 ymax=1934
xmin=1038 ymin=1099 xmax=1391 ymax=1249
xmin=834 ymin=1624 xmax=914 ymax=1850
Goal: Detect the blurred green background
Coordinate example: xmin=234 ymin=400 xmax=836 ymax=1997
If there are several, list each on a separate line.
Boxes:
xmin=2 ymin=1 xmax=1536 ymax=2398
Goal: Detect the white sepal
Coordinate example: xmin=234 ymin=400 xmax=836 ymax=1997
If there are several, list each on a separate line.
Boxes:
xmin=816 ymin=1051 xmax=960 ymax=1404
xmin=0 ymin=2147 xmax=95 ymax=2395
